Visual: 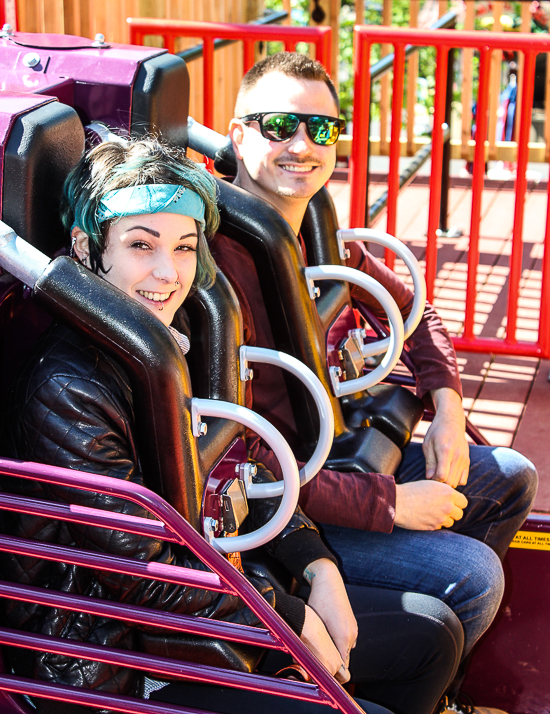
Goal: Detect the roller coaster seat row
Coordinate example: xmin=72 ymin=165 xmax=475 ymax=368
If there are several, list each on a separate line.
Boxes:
xmin=0 ymin=27 xmax=548 ymax=714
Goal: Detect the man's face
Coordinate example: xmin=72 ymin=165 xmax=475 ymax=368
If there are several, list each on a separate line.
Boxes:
xmin=230 ymin=72 xmax=339 ymax=207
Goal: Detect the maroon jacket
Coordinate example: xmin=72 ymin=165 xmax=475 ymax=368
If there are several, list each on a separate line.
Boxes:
xmin=211 ymin=227 xmax=462 ymax=533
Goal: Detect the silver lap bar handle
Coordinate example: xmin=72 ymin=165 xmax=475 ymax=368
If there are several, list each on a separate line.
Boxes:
xmin=336 ymin=228 xmax=427 ymax=358
xmin=304 ymin=265 xmax=405 ymax=398
xmin=191 ymin=398 xmax=301 ymax=554
xmin=0 ymin=221 xmax=50 ymax=286
xmin=239 ymin=345 xmax=335 ymax=494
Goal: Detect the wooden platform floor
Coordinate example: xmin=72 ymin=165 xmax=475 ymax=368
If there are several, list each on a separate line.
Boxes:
xmin=328 ymin=179 xmax=550 ymax=513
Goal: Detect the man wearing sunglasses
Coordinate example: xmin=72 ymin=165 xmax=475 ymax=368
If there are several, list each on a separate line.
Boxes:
xmin=210 ymin=51 xmax=536 ymax=714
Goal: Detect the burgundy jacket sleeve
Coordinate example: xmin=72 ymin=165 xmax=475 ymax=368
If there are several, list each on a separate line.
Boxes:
xmin=346 ymin=241 xmax=463 ymax=401
xmin=250 ymin=441 xmax=395 ymax=534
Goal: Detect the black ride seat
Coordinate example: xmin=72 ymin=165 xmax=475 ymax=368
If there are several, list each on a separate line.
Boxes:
xmin=0 ymin=44 xmax=306 ymax=712
xmin=212 ymin=172 xmax=423 ymax=476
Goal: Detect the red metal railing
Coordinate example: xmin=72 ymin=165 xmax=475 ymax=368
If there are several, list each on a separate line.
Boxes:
xmin=127 ymin=19 xmax=332 ymax=131
xmin=350 ymin=26 xmax=550 ymax=358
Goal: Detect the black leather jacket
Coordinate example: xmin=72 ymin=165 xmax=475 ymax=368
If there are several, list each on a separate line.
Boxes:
xmin=0 ymin=321 xmax=332 ymax=704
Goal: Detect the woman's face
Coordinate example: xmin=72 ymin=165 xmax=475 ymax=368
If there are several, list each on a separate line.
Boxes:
xmin=98 ymin=212 xmax=198 ymax=327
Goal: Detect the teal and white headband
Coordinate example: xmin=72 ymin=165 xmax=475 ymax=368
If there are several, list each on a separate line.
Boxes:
xmin=96 ymin=184 xmax=206 ymax=230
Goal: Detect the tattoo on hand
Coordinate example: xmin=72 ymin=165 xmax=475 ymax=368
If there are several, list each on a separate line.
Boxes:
xmin=304 ymin=567 xmax=316 ymax=584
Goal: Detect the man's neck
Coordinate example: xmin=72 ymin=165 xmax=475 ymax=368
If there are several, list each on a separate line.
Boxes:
xmin=234 ymin=173 xmax=307 ymax=236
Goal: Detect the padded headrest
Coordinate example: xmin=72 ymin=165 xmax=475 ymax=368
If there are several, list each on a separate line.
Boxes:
xmin=1 ymin=98 xmax=84 ymax=257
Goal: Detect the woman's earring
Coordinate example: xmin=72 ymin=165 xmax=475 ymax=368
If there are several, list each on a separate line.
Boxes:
xmin=70 ymin=236 xmax=77 ymax=258
xmin=175 ymin=280 xmax=180 ymax=287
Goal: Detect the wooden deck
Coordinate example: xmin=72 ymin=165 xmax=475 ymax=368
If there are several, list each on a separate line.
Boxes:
xmin=328 ymin=178 xmax=550 ymax=514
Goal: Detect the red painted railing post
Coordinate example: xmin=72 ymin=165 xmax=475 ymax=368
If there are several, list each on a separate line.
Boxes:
xmin=463 ymin=47 xmax=491 ymax=342
xmin=243 ymin=39 xmax=256 ymax=74
xmin=203 ymin=35 xmax=215 ymax=129
xmin=318 ymin=27 xmax=332 ymax=76
xmin=425 ymin=45 xmax=449 ymax=303
xmin=385 ymin=41 xmax=406 ymax=269
xmin=165 ymin=33 xmax=175 ymax=55
xmin=349 ymin=28 xmax=371 ymax=229
xmin=507 ymin=50 xmax=537 ymax=343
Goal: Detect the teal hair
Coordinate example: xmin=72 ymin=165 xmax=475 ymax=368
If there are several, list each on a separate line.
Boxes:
xmin=60 ymin=137 xmax=219 ymax=290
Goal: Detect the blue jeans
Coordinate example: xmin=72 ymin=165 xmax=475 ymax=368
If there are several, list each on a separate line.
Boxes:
xmin=321 ymin=443 xmax=537 ymax=655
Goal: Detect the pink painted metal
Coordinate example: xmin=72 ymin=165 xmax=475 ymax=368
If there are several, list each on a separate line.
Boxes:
xmin=0 ymin=629 xmax=320 ymax=703
xmin=127 ymin=18 xmax=332 ymax=129
xmin=350 ymin=26 xmax=550 ymax=358
xmin=0 ymin=457 xmax=363 ymax=714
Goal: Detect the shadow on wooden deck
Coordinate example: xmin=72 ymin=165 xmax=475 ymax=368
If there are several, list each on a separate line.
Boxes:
xmin=328 ymin=179 xmax=550 ymax=514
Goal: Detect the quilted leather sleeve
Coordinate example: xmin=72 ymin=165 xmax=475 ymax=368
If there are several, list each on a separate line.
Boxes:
xmin=3 ymin=323 xmax=275 ymax=628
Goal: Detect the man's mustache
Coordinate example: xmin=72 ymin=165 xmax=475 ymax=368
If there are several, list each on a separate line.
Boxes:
xmin=276 ymin=156 xmax=321 ymax=165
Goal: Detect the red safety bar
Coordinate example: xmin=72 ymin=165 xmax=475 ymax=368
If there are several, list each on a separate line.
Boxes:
xmin=350 ymin=26 xmax=550 ymax=358
xmin=127 ymin=18 xmax=332 ymax=130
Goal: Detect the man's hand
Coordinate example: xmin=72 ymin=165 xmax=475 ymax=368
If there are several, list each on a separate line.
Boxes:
xmin=300 ymin=605 xmax=350 ymax=683
xmin=395 ymin=480 xmax=468 ymax=530
xmin=423 ymin=387 xmax=470 ymax=488
xmin=304 ymin=558 xmax=357 ymax=676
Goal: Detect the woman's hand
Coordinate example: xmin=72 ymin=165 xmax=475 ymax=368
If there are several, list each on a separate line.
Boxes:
xmin=304 ymin=558 xmax=358 ymax=676
xmin=300 ymin=604 xmax=350 ymax=683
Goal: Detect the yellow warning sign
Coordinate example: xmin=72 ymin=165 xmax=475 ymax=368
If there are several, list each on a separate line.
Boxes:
xmin=509 ymin=530 xmax=550 ymax=551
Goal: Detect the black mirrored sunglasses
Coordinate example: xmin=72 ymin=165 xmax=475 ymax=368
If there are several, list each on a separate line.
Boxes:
xmin=240 ymin=112 xmax=345 ymax=146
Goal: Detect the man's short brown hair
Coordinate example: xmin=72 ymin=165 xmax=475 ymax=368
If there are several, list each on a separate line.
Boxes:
xmin=234 ymin=51 xmax=340 ymax=116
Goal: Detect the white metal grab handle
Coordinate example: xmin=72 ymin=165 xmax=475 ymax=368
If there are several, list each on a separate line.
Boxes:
xmin=192 ymin=398 xmax=300 ymax=553
xmin=336 ymin=228 xmax=427 ymax=358
xmin=304 ymin=265 xmax=405 ymax=398
xmin=240 ymin=345 xmax=334 ymax=494
xmin=0 ymin=220 xmax=50 ymax=287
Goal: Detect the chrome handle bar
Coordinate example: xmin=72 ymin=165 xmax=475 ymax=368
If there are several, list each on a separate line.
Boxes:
xmin=240 ymin=345 xmax=334 ymax=493
xmin=336 ymin=228 xmax=427 ymax=358
xmin=0 ymin=221 xmax=49 ymax=287
xmin=191 ymin=398 xmax=300 ymax=553
xmin=304 ymin=265 xmax=405 ymax=398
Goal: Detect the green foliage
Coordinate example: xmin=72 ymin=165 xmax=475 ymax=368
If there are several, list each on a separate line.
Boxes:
xmin=339 ymin=0 xmax=427 ymax=122
xmin=262 ymin=0 xmax=530 ymax=125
